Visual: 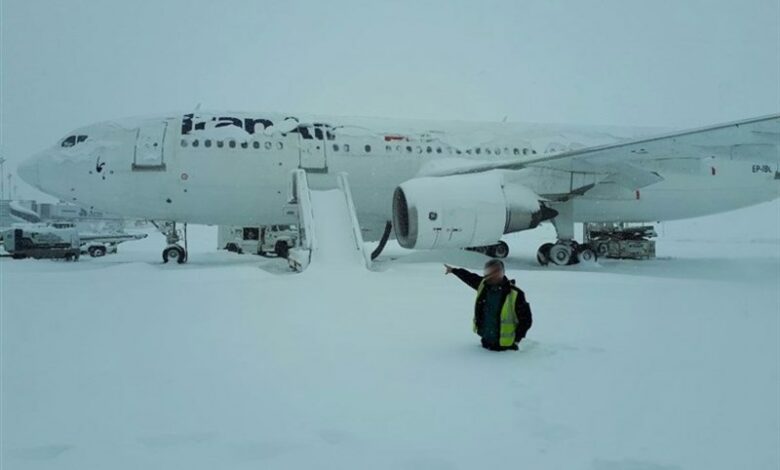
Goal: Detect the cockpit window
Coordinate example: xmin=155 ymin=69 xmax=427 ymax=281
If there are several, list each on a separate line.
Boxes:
xmin=61 ymin=135 xmax=88 ymax=148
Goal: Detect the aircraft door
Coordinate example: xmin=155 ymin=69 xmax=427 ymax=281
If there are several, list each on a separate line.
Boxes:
xmin=297 ymin=123 xmax=330 ymax=172
xmin=133 ymin=120 xmax=168 ymax=170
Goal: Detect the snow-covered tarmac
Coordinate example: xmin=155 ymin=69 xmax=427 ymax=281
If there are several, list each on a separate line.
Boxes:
xmin=2 ymin=201 xmax=778 ymax=470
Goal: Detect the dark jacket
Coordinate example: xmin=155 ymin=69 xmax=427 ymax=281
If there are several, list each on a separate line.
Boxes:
xmin=451 ymin=268 xmax=533 ymax=343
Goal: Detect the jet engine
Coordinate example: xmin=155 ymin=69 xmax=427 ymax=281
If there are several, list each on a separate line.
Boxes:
xmin=392 ymin=172 xmax=558 ymax=250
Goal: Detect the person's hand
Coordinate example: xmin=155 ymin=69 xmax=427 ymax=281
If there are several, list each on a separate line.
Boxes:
xmin=444 ymin=264 xmax=455 ymax=275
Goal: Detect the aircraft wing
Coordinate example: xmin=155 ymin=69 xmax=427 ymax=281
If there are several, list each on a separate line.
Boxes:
xmin=423 ymin=114 xmax=780 ymax=188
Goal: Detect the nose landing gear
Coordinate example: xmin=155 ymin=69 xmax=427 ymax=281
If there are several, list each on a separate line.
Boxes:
xmin=465 ymin=240 xmax=510 ymax=259
xmin=162 ymin=244 xmax=186 ymax=263
xmin=490 ymin=241 xmax=510 ymax=258
xmin=151 ymin=221 xmax=188 ymax=264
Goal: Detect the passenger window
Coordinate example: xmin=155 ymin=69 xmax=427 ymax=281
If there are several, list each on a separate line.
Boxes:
xmin=205 ymin=139 xmax=212 ymax=148
xmin=386 ymin=145 xmax=392 ymax=152
xmin=436 ymin=147 xmax=442 ymax=154
xmin=265 ymin=141 xmax=272 ymax=150
xmin=333 ymin=144 xmax=340 ymax=152
xmin=343 ymin=144 xmax=350 ymax=152
xmin=522 ymin=148 xmax=528 ymax=155
xmin=192 ymin=139 xmax=199 ymax=147
xmin=406 ymin=145 xmax=412 ymax=153
xmin=426 ymin=146 xmax=432 ymax=153
xmin=217 ymin=141 xmax=224 ymax=148
xmin=365 ymin=144 xmax=371 ymax=153
xmin=180 ymin=139 xmax=188 ymax=147
xmin=253 ymin=141 xmax=260 ymax=149
xmin=77 ymin=135 xmax=87 ymax=143
xmin=277 ymin=142 xmax=283 ymax=150
xmin=241 ymin=141 xmax=248 ymax=149
xmin=228 ymin=140 xmax=236 ymax=148
xmin=314 ymin=128 xmax=324 ymax=140
xmin=486 ymin=148 xmax=492 ymax=155
xmin=475 ymin=148 xmax=481 ymax=155
xmin=513 ymin=148 xmax=520 ymax=155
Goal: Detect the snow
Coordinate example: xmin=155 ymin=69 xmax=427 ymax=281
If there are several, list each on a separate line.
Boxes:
xmin=504 ymin=180 xmax=542 ymax=213
xmin=1 ymin=202 xmax=778 ymax=470
xmin=309 ymin=190 xmax=365 ymax=267
xmin=6 ymin=201 xmax=42 ymax=224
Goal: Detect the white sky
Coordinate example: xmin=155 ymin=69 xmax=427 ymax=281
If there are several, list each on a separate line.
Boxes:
xmin=1 ymin=0 xmax=779 ymax=198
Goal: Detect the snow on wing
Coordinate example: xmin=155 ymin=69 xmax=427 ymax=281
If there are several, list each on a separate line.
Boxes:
xmin=421 ymin=114 xmax=780 ymax=190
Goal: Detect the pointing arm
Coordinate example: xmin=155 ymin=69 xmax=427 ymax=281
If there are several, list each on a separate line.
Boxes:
xmin=451 ymin=268 xmax=483 ymax=290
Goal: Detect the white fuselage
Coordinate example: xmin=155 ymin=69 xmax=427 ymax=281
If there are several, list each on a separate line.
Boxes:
xmin=18 ymin=112 xmax=779 ymax=240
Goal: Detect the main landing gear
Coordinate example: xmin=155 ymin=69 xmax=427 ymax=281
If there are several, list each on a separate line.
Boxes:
xmin=152 ymin=221 xmax=188 ymax=264
xmin=535 ymin=200 xmax=597 ymax=266
xmin=536 ymin=240 xmax=597 ymax=266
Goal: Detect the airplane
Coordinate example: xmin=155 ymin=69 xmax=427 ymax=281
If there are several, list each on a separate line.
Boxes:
xmin=16 ymin=111 xmax=779 ymax=265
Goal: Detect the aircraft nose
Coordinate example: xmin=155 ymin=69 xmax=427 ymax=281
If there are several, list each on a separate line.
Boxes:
xmin=17 ymin=154 xmax=40 ymax=188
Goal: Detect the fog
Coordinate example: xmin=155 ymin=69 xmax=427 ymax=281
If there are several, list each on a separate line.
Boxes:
xmin=1 ymin=0 xmax=779 ymax=199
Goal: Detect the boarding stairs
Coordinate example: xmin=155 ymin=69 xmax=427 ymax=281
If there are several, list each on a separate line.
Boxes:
xmin=287 ymin=170 xmax=371 ymax=272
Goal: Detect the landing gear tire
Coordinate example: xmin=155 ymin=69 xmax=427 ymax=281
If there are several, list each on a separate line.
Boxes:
xmin=536 ymin=243 xmax=554 ymax=266
xmin=469 ymin=241 xmax=510 ymax=258
xmin=576 ymin=245 xmax=597 ymax=264
xmin=162 ymin=245 xmax=187 ymax=264
xmin=153 ymin=221 xmax=189 ymax=264
xmin=491 ymin=241 xmax=510 ymax=259
xmin=548 ymin=243 xmax=573 ymax=266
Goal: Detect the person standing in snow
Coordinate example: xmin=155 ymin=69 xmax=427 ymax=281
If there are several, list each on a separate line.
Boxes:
xmin=445 ymin=259 xmax=532 ymax=351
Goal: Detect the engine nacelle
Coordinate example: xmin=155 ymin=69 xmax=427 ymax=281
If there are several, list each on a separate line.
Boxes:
xmin=392 ymin=172 xmax=557 ymax=250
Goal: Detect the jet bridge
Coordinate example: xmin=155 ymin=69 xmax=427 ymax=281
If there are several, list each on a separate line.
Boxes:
xmin=287 ymin=170 xmax=371 ymax=272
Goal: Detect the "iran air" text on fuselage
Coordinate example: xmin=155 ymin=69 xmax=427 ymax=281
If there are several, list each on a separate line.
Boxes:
xmin=181 ymin=114 xmax=300 ymax=136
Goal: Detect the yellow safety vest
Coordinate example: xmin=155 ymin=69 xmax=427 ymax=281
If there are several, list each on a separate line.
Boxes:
xmin=474 ymin=280 xmax=519 ymax=347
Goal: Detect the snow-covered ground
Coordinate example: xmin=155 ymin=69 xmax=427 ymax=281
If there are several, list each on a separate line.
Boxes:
xmin=2 ymin=200 xmax=778 ymax=470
